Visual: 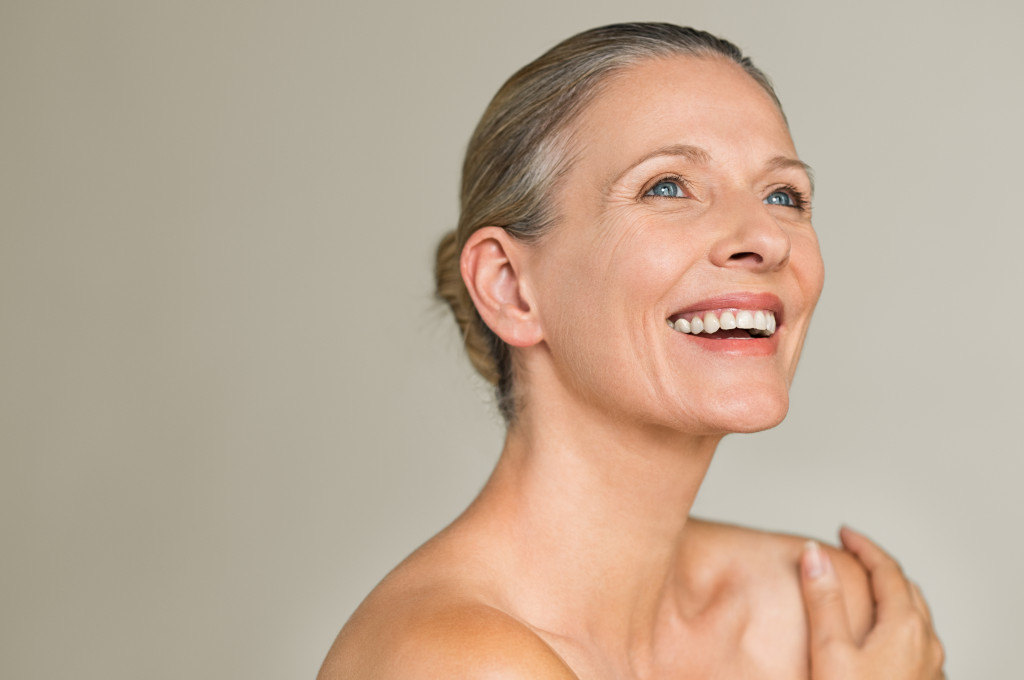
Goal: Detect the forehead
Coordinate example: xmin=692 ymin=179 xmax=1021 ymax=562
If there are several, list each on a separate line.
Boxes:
xmin=568 ymin=55 xmax=797 ymax=177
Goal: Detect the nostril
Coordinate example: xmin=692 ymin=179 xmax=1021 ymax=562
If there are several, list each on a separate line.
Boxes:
xmin=729 ymin=252 xmax=763 ymax=263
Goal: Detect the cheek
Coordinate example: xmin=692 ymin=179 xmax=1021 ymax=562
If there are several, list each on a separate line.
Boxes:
xmin=532 ymin=231 xmax=674 ymax=390
xmin=792 ymin=230 xmax=825 ymax=304
xmin=781 ymin=232 xmax=824 ymax=382
xmin=598 ymin=219 xmax=695 ymax=301
xmin=538 ymin=217 xmax=669 ymax=320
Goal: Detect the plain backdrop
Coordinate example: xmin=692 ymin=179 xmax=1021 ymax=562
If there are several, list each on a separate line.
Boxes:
xmin=2 ymin=1 xmax=1021 ymax=678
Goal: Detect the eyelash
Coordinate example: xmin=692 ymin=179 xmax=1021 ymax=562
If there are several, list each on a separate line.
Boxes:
xmin=642 ymin=175 xmax=689 ymax=199
xmin=643 ymin=176 xmax=811 ymax=212
xmin=770 ymin=184 xmax=811 ymax=212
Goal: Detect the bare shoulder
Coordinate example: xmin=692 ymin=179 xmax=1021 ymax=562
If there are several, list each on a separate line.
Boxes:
xmin=687 ymin=518 xmax=873 ymax=639
xmin=318 ymin=571 xmax=578 ymax=679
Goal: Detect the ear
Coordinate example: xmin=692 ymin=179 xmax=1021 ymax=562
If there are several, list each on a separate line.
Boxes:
xmin=460 ymin=227 xmax=543 ymax=348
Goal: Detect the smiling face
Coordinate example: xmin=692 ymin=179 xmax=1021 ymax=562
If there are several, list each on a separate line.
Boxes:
xmin=519 ymin=55 xmax=825 ymax=435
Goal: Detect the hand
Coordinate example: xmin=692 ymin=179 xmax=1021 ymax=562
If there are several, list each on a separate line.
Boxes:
xmin=800 ymin=527 xmax=945 ymax=680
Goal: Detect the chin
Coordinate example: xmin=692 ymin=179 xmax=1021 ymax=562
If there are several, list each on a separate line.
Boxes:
xmin=670 ymin=387 xmax=791 ymax=435
xmin=723 ymin=390 xmax=790 ymax=433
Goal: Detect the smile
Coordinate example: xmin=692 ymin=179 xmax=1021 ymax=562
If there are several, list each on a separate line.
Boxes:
xmin=666 ymin=309 xmax=777 ymax=338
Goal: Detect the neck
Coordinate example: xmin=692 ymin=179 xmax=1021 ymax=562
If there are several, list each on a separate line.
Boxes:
xmin=462 ymin=388 xmax=723 ymax=662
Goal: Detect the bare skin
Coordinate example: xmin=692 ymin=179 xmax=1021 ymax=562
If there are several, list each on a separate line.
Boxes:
xmin=321 ymin=495 xmax=873 ymax=679
xmin=319 ymin=55 xmax=944 ymax=679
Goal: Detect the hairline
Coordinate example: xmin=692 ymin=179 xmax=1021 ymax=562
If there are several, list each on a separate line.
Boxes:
xmin=512 ymin=52 xmax=794 ymax=247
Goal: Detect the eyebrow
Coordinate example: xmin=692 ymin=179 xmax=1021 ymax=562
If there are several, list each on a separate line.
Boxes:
xmin=609 ymin=144 xmax=815 ymax=195
xmin=765 ymin=155 xmax=816 ymax=195
xmin=610 ymin=144 xmax=711 ymax=186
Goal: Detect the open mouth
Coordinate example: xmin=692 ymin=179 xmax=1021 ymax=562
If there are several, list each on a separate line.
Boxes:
xmin=666 ymin=308 xmax=777 ymax=338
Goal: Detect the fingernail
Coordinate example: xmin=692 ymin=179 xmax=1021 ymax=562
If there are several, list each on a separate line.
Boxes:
xmin=804 ymin=540 xmax=826 ymax=580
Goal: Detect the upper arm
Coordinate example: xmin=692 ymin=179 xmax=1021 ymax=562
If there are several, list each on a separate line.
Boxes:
xmin=319 ymin=602 xmax=580 ymax=680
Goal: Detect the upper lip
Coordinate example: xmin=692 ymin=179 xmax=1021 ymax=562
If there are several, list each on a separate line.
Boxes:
xmin=667 ymin=292 xmax=785 ymax=326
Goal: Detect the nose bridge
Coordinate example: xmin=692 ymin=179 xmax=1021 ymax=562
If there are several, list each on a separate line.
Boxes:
xmin=708 ymin=187 xmax=792 ymax=271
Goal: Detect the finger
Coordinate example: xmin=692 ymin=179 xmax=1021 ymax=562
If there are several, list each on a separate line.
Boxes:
xmin=839 ymin=526 xmax=914 ymax=619
xmin=800 ymin=541 xmax=853 ymax=653
xmin=908 ymin=581 xmax=934 ymax=626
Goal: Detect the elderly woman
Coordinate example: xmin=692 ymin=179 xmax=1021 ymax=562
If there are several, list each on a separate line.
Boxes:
xmin=319 ymin=23 xmax=944 ymax=679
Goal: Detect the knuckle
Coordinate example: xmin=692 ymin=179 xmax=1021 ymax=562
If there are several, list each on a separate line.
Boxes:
xmin=811 ymin=587 xmax=845 ymax=612
xmin=815 ymin=636 xmax=853 ymax=659
xmin=888 ymin=611 xmax=929 ymax=646
xmin=904 ymin=613 xmax=928 ymax=638
xmin=932 ymin=639 xmax=946 ymax=668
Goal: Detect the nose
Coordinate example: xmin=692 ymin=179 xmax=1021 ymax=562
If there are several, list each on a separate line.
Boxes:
xmin=708 ymin=196 xmax=792 ymax=272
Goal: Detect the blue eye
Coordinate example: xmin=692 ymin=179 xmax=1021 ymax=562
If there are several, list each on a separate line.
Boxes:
xmin=646 ymin=179 xmax=686 ymax=198
xmin=764 ymin=190 xmax=795 ymax=206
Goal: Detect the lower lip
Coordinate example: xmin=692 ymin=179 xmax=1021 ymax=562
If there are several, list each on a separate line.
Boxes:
xmin=679 ymin=332 xmax=780 ymax=356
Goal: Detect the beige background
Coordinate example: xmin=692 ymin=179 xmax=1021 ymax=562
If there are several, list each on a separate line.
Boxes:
xmin=2 ymin=1 xmax=1021 ymax=678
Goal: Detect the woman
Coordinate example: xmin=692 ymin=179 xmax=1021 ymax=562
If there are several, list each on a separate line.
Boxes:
xmin=319 ymin=23 xmax=944 ymax=679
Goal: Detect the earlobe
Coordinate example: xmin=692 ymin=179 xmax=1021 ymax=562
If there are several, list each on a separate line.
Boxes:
xmin=460 ymin=227 xmax=543 ymax=348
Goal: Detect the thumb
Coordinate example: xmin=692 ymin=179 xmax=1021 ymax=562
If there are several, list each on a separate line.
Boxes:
xmin=800 ymin=541 xmax=853 ymax=655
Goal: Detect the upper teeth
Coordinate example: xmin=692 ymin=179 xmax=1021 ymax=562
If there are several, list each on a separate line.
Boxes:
xmin=667 ymin=309 xmax=777 ymax=336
